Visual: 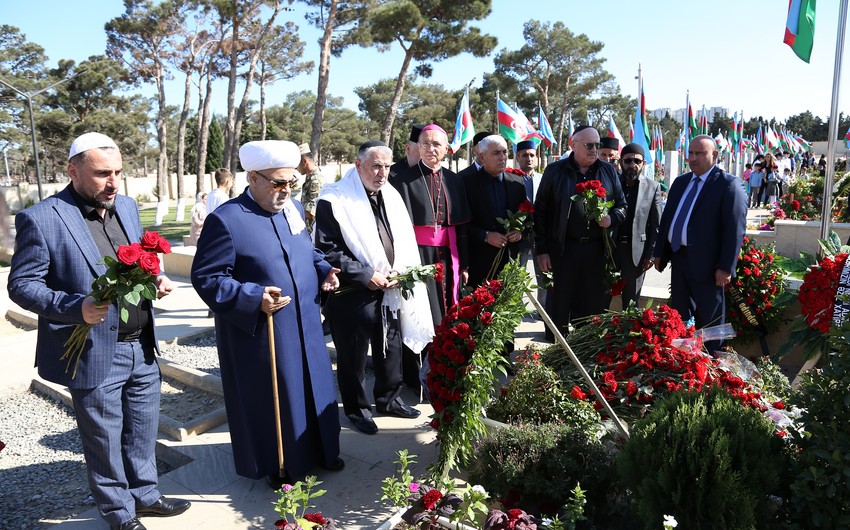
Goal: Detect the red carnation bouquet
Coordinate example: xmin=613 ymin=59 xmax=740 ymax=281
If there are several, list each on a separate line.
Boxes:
xmin=570 ymin=179 xmax=621 ymax=294
xmin=62 ymin=230 xmax=171 ymax=378
xmin=485 ymin=199 xmax=535 ymax=280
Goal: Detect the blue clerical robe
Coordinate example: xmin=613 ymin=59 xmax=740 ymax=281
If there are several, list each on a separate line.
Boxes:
xmin=191 ymin=191 xmax=340 ymax=479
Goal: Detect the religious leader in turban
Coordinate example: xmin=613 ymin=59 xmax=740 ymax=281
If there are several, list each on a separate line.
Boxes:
xmin=391 ymin=124 xmax=471 ymax=390
xmin=191 ymin=140 xmax=343 ymax=489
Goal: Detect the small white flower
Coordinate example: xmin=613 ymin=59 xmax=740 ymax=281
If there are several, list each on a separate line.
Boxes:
xmin=471 ymin=485 xmax=488 ymax=497
xmin=663 ymin=514 xmax=678 ymax=528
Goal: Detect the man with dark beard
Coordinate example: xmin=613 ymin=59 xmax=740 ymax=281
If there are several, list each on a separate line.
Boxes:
xmin=614 ymin=143 xmax=662 ymax=308
xmin=8 ymin=133 xmax=189 ymax=530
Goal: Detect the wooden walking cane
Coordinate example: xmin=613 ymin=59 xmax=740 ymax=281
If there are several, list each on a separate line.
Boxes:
xmin=267 ymin=293 xmax=285 ymax=479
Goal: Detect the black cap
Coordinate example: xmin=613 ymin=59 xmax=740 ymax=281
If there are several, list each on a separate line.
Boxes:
xmin=472 ymin=131 xmax=493 ymax=146
xmin=409 ymin=125 xmax=425 ymax=143
xmin=600 ymin=137 xmax=619 ymax=150
xmin=572 ymin=124 xmax=594 ymax=135
xmin=621 ymin=143 xmax=645 ymax=157
xmin=358 ymin=140 xmax=387 ymax=154
xmin=516 ymin=140 xmax=536 ymax=151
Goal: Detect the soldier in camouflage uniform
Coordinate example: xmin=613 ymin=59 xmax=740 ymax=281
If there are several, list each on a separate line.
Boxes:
xmin=298 ymin=143 xmax=325 ymax=232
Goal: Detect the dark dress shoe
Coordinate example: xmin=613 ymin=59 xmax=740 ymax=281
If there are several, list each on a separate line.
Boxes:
xmin=380 ymin=403 xmax=421 ymax=419
xmin=321 ymin=456 xmax=345 ymax=471
xmin=136 ymin=496 xmax=191 ymax=518
xmin=111 ymin=518 xmax=147 ymax=530
xmin=348 ymin=415 xmax=378 ymax=434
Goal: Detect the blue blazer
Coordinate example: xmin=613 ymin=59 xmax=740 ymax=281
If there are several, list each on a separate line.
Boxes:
xmin=654 ymin=166 xmax=747 ymax=281
xmin=7 ymin=186 xmax=158 ymax=389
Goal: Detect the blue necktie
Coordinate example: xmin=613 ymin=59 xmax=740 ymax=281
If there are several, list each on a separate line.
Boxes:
xmin=671 ymin=176 xmax=700 ymax=252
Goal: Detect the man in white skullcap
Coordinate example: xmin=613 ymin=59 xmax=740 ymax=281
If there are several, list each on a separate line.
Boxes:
xmin=191 ymin=140 xmax=344 ymax=490
xmin=9 ymin=132 xmax=188 ymax=530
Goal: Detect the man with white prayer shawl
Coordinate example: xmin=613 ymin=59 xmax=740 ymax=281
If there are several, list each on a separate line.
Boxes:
xmin=314 ymin=141 xmax=434 ymax=435
xmin=191 ymin=140 xmax=343 ymax=490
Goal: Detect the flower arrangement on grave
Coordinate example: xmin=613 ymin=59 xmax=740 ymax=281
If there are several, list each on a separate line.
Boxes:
xmin=540 ymin=305 xmax=780 ymax=421
xmin=62 ymin=230 xmax=170 ymax=378
xmin=271 ymin=476 xmax=337 ymax=529
xmin=725 ymin=237 xmax=793 ymax=345
xmin=778 ymin=174 xmax=823 ymax=221
xmin=426 ymin=261 xmax=531 ymax=481
xmin=570 ymin=180 xmax=621 ymax=294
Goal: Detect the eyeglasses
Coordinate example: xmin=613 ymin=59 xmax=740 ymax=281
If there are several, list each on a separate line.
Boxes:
xmin=622 ymin=157 xmax=644 ymax=165
xmin=582 ymin=142 xmax=603 ymax=151
xmin=257 ymin=171 xmax=296 ymax=191
xmin=419 ymin=141 xmax=446 ymax=150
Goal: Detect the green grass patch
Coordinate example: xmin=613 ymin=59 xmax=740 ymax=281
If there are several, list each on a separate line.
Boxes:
xmin=139 ymin=205 xmax=193 ymax=242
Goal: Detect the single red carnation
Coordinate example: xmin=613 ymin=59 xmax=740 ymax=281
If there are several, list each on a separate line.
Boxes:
xmin=421 ymin=489 xmax=443 ymax=510
xmin=305 ymin=513 xmax=328 ymax=525
xmin=570 ymin=385 xmax=587 ymax=400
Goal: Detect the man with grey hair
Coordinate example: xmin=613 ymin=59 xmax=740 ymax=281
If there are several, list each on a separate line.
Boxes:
xmin=9 ymin=132 xmax=188 ymax=530
xmin=315 ymin=141 xmax=433 ymax=435
xmin=465 ymin=134 xmax=528 ymax=287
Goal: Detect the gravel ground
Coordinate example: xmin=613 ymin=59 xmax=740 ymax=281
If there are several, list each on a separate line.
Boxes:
xmin=0 ymin=337 xmax=225 ymax=529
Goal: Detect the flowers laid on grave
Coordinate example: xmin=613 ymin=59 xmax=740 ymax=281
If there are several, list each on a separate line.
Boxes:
xmin=725 ymin=237 xmax=792 ymax=345
xmin=778 ymin=174 xmax=823 ymax=221
xmin=62 ymin=230 xmax=170 ymax=378
xmin=426 ymin=261 xmax=531 ymax=481
xmin=540 ymin=305 xmax=783 ymax=421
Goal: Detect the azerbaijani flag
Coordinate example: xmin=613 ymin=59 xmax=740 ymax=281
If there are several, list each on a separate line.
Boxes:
xmin=568 ymin=111 xmax=575 ymax=142
xmin=784 ymin=0 xmax=816 ymax=63
xmin=496 ymin=98 xmax=539 ymax=145
xmin=607 ymin=115 xmax=625 ymax=153
xmin=756 ymin=124 xmax=765 ymax=154
xmin=448 ymin=90 xmax=475 ymax=154
xmin=687 ymin=104 xmax=698 ymax=141
xmin=632 ymin=87 xmax=652 ymax=162
xmin=538 ymin=104 xmax=557 ymax=147
xmin=628 ymin=115 xmax=634 ymax=142
xmin=845 ymin=126 xmax=850 ymax=149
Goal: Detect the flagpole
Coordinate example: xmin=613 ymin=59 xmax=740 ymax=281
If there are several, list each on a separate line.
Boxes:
xmin=820 ymin=0 xmax=849 ymax=242
xmin=494 ymin=89 xmax=500 ymax=134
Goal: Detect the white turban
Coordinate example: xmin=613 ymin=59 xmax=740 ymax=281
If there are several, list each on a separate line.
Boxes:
xmin=239 ymin=140 xmax=300 ymax=171
xmin=68 ymin=132 xmax=119 ymax=160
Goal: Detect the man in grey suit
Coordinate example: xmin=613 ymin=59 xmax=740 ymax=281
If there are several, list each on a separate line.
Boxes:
xmin=615 ymin=143 xmax=662 ymax=308
xmin=8 ymin=133 xmax=190 ymax=530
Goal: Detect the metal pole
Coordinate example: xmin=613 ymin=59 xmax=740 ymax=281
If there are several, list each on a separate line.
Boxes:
xmin=820 ymin=0 xmax=849 ymax=242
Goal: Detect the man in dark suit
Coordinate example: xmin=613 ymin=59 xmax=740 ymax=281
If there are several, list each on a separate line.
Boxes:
xmin=615 ymin=143 xmax=662 ymax=308
xmin=8 ymin=133 xmax=190 ymax=530
xmin=534 ymin=126 xmax=627 ymax=339
xmin=465 ymin=134 xmax=527 ymax=287
xmin=457 ymin=131 xmax=493 ymax=180
xmin=389 ymin=124 xmax=424 ymax=179
xmin=315 ymin=141 xmax=430 ymax=435
xmin=653 ymin=134 xmax=747 ymax=352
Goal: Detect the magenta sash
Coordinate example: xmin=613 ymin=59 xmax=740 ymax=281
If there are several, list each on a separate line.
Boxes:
xmin=413 ymin=224 xmax=461 ymax=304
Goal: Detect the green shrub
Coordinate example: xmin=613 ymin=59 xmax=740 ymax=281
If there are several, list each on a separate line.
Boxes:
xmin=755 ymin=356 xmax=797 ymax=403
xmin=618 ymin=388 xmax=789 ymax=530
xmin=787 ymin=351 xmax=850 ymax=528
xmin=487 ymin=357 xmax=599 ymax=429
xmin=468 ymin=422 xmax=615 ymax=519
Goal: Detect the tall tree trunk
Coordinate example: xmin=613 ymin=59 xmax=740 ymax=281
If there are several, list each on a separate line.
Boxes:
xmin=260 ymin=63 xmax=267 ymax=141
xmin=310 ymin=0 xmax=338 ymax=164
xmin=154 ymin=68 xmax=169 ymax=227
xmin=174 ymin=69 xmax=193 ymax=221
xmin=222 ymin=17 xmax=240 ymax=173
xmin=380 ymin=45 xmax=415 ymax=144
xmin=195 ymin=62 xmax=207 ymax=194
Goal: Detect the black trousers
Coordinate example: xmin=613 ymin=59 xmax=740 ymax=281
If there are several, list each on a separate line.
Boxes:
xmin=325 ymin=290 xmax=403 ymax=419
xmin=549 ymin=238 xmax=607 ymax=337
xmin=614 ymin=241 xmax=647 ymax=309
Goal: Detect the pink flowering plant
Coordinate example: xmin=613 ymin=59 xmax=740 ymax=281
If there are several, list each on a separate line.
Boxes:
xmin=271 ymin=476 xmax=337 ymax=529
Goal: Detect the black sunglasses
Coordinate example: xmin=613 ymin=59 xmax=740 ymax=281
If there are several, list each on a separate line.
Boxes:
xmin=257 ymin=171 xmax=296 ymax=191
xmin=622 ymin=157 xmax=644 ymax=165
xmin=582 ymin=142 xmax=603 ymax=150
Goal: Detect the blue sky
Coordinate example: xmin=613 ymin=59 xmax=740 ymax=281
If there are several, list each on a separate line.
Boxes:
xmin=3 ymin=0 xmax=848 ymax=123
